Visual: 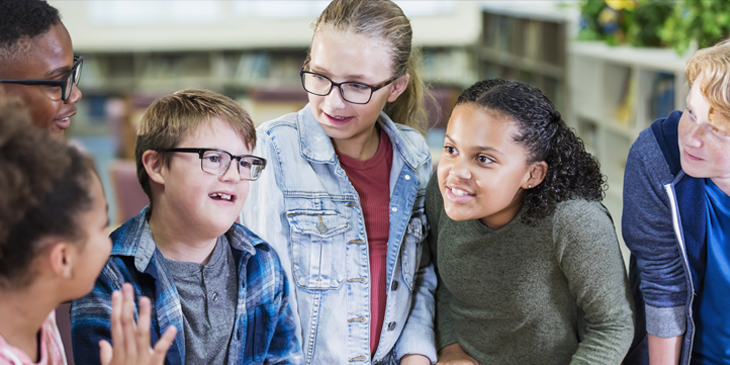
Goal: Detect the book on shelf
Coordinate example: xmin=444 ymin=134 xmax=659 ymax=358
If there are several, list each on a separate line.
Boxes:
xmin=615 ymin=71 xmax=635 ymax=126
xmin=649 ymin=72 xmax=675 ymax=122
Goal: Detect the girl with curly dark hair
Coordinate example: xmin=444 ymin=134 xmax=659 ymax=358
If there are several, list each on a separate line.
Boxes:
xmin=426 ymin=79 xmax=634 ymax=365
xmin=0 ymin=93 xmax=176 ymax=365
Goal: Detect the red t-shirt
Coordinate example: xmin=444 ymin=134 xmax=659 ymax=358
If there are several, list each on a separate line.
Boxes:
xmin=337 ymin=128 xmax=393 ymax=354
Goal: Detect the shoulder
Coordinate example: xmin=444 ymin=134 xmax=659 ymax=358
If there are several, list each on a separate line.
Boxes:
xmin=628 ymin=111 xmax=681 ymax=180
xmin=256 ymin=111 xmax=299 ymax=136
xmin=552 ymin=199 xmax=613 ymax=236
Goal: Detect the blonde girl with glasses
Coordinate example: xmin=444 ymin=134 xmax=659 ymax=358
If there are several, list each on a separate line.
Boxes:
xmin=241 ymin=1 xmax=436 ymax=364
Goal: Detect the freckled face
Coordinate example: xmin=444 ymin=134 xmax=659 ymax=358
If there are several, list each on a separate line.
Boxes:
xmin=678 ymin=75 xmax=730 ymax=182
xmin=437 ymin=104 xmax=535 ymax=229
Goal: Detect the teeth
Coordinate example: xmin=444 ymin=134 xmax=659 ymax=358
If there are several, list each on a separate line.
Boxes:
xmin=209 ymin=193 xmax=233 ymax=201
xmin=451 ymin=188 xmax=469 ymax=197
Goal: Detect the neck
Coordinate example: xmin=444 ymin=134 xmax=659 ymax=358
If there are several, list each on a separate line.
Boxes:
xmin=711 ymin=177 xmax=730 ymax=197
xmin=0 ymin=284 xmax=58 ymax=362
xmin=332 ymin=124 xmax=380 ymax=161
xmin=148 ymin=209 xmax=218 ymax=264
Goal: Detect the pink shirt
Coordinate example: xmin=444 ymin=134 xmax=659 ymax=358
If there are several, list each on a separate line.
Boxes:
xmin=0 ymin=311 xmax=67 ymax=365
xmin=338 ymin=129 xmax=393 ymax=354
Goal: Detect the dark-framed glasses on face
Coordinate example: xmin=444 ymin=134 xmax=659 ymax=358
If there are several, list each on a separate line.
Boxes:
xmin=162 ymin=148 xmax=267 ymax=181
xmin=0 ymin=56 xmax=83 ymax=101
xmin=299 ymin=68 xmax=397 ymax=105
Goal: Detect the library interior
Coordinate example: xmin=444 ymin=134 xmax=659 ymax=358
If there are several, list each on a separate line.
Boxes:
xmin=52 ymin=0 xmax=702 ymax=262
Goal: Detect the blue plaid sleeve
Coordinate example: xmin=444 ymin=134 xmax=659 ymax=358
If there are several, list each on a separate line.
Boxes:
xmin=241 ymin=243 xmax=303 ymax=365
xmin=70 ymin=264 xmax=118 ymax=365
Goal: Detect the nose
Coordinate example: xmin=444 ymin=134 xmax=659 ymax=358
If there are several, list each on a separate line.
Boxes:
xmin=66 ymin=83 xmax=82 ymax=104
xmin=220 ymin=160 xmax=240 ymax=183
xmin=448 ymin=156 xmax=472 ymax=180
xmin=324 ymin=84 xmax=347 ymax=109
xmin=684 ymin=121 xmax=706 ymax=148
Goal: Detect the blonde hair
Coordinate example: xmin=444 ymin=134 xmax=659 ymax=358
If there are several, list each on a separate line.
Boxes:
xmin=135 ymin=89 xmax=255 ymax=205
xmin=685 ymin=38 xmax=730 ymax=132
xmin=312 ymin=0 xmax=427 ymax=134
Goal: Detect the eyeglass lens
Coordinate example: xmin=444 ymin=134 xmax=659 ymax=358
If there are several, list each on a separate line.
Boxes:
xmin=201 ymin=150 xmax=264 ymax=180
xmin=64 ymin=59 xmax=83 ymax=100
xmin=301 ymin=73 xmax=372 ymax=104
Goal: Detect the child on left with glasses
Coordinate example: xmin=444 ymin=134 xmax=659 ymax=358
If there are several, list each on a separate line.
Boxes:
xmin=70 ymin=89 xmax=302 ymax=365
xmin=0 ymin=93 xmax=177 ymax=365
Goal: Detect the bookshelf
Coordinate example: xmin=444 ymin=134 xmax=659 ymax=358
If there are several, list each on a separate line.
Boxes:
xmin=567 ymin=41 xmax=690 ymax=262
xmin=477 ymin=4 xmax=572 ymax=111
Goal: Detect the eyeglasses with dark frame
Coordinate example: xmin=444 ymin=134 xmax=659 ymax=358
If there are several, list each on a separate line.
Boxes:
xmin=300 ymin=63 xmax=398 ymax=105
xmin=0 ymin=56 xmax=83 ymax=102
xmin=162 ymin=148 xmax=267 ymax=181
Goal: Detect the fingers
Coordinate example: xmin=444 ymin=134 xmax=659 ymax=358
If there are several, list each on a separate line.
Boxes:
xmin=109 ymin=289 xmax=125 ymax=362
xmin=150 ymin=326 xmax=178 ymax=365
xmin=120 ymin=283 xmax=139 ymax=360
xmin=136 ymin=296 xmax=152 ymax=355
xmin=99 ymin=340 xmax=113 ymax=365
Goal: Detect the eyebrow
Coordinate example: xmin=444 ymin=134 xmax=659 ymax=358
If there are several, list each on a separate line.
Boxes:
xmin=46 ymin=63 xmax=72 ymax=78
xmin=309 ymin=65 xmax=368 ymax=81
xmin=444 ymin=134 xmax=504 ymax=155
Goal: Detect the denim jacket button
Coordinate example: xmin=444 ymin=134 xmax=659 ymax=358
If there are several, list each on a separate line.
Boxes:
xmin=404 ymin=175 xmax=411 ymax=180
xmin=387 ymin=321 xmax=396 ymax=331
xmin=391 ymin=207 xmax=397 ymax=212
xmin=391 ymin=281 xmax=398 ymax=291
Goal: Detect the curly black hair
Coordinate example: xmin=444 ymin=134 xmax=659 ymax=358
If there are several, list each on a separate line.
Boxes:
xmin=455 ymin=79 xmax=607 ymax=226
xmin=0 ymin=0 xmax=60 ymax=61
xmin=0 ymin=93 xmax=95 ymax=289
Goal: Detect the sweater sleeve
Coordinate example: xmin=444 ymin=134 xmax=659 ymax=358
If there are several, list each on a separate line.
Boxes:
xmin=553 ymin=200 xmax=635 ymax=365
xmin=622 ymin=133 xmax=687 ymax=337
xmin=425 ymin=174 xmax=458 ymax=351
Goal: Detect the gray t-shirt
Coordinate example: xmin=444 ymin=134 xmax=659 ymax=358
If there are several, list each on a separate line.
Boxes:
xmin=165 ymin=235 xmax=238 ymax=365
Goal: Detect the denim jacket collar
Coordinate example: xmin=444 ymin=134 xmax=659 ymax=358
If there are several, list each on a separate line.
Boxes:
xmin=111 ymin=206 xmax=259 ymax=273
xmin=295 ymin=104 xmax=430 ymax=171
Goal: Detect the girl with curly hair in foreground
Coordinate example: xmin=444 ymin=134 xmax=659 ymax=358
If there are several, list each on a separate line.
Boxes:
xmin=426 ymin=79 xmax=634 ymax=365
xmin=0 ymin=93 xmax=176 ymax=365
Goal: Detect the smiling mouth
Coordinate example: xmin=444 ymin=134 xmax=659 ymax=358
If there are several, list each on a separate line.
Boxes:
xmin=209 ymin=192 xmax=234 ymax=202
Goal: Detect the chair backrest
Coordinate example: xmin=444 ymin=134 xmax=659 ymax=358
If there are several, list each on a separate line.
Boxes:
xmin=109 ymin=159 xmax=149 ymax=225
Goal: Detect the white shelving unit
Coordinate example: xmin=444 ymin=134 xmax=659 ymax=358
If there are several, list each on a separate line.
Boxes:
xmin=567 ymin=41 xmax=691 ymax=263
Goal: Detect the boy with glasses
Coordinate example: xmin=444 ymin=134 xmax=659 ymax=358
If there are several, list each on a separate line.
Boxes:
xmin=0 ymin=0 xmax=83 ymax=137
xmin=70 ymin=89 xmax=302 ymax=365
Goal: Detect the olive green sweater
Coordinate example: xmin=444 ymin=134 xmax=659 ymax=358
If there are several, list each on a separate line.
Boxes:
xmin=426 ymin=176 xmax=634 ymax=365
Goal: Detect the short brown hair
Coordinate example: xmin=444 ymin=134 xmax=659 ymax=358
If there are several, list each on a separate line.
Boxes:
xmin=135 ymin=89 xmax=256 ymax=206
xmin=685 ymin=38 xmax=730 ymax=134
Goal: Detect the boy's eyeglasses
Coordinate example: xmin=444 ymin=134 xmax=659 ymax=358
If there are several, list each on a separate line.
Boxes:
xmin=0 ymin=56 xmax=83 ymax=101
xmin=300 ymin=64 xmax=397 ymax=105
xmin=162 ymin=148 xmax=267 ymax=181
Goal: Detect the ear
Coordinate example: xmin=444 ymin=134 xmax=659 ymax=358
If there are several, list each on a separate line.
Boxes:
xmin=387 ymin=73 xmax=410 ymax=103
xmin=523 ymin=161 xmax=548 ymax=189
xmin=48 ymin=241 xmax=74 ymax=280
xmin=142 ymin=150 xmax=166 ymax=185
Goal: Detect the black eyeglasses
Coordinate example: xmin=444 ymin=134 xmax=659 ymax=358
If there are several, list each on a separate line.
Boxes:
xmin=162 ymin=148 xmax=267 ymax=181
xmin=300 ymin=64 xmax=397 ymax=105
xmin=0 ymin=56 xmax=83 ymax=101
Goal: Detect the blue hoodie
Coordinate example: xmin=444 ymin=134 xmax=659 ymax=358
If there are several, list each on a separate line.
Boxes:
xmin=622 ymin=110 xmax=707 ymax=365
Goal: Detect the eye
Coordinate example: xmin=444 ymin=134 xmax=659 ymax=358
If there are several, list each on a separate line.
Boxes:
xmin=477 ymin=155 xmax=494 ymax=164
xmin=239 ymin=159 xmax=252 ymax=169
xmin=313 ymin=73 xmax=328 ymax=82
xmin=204 ymin=154 xmax=222 ymax=163
xmin=443 ymin=145 xmax=457 ymax=156
xmin=346 ymin=82 xmax=370 ymax=92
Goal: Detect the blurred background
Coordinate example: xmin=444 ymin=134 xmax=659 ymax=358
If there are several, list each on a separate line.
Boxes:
xmin=53 ymin=0 xmax=730 ymax=253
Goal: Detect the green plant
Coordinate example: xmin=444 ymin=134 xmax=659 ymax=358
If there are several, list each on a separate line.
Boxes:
xmin=661 ymin=0 xmax=730 ymax=55
xmin=577 ymin=0 xmax=673 ymax=47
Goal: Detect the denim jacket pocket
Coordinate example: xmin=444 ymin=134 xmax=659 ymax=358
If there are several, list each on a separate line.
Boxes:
xmin=401 ymin=212 xmax=427 ymax=291
xmin=286 ymin=210 xmax=349 ymax=289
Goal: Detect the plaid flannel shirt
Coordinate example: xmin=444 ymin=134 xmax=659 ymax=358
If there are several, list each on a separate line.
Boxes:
xmin=70 ymin=207 xmax=302 ymax=365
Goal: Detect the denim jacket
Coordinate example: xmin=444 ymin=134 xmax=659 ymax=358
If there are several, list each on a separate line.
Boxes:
xmin=241 ymin=105 xmax=437 ymax=364
xmin=622 ymin=111 xmax=707 ymax=365
xmin=70 ymin=207 xmax=302 ymax=365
